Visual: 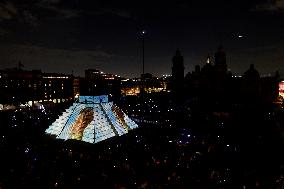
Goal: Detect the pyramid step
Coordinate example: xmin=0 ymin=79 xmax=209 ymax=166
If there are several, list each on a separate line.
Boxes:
xmin=45 ymin=96 xmax=138 ymax=144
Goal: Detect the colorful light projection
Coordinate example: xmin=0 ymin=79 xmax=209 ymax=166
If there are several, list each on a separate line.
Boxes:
xmin=45 ymin=95 xmax=138 ymax=144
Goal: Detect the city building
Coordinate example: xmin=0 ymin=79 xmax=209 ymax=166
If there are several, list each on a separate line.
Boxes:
xmin=121 ymin=74 xmax=167 ymax=96
xmin=278 ymin=81 xmax=284 ymax=99
xmin=171 ymin=50 xmax=185 ymax=100
xmin=81 ymin=69 xmax=121 ymax=102
xmin=183 ymin=46 xmax=279 ymax=108
xmin=0 ymin=68 xmax=77 ymax=110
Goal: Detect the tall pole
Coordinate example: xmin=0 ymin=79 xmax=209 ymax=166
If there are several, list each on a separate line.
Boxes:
xmin=141 ymin=30 xmax=145 ymax=123
xmin=142 ymin=30 xmax=145 ymax=75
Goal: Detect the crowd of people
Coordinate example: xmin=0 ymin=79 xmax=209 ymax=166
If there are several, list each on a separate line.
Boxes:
xmin=0 ymin=98 xmax=284 ymax=188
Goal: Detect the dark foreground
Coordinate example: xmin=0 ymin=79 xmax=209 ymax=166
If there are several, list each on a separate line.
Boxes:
xmin=0 ymin=102 xmax=284 ymax=189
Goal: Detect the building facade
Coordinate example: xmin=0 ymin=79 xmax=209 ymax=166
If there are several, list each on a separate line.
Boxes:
xmin=0 ymin=69 xmax=77 ymax=108
xmin=81 ymin=69 xmax=122 ymax=102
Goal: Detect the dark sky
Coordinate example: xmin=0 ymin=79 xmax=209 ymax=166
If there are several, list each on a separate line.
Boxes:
xmin=1 ymin=0 xmax=284 ymax=78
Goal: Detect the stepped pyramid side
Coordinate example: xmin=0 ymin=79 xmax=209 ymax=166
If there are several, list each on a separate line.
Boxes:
xmin=45 ymin=103 xmax=78 ymax=136
xmin=45 ymin=95 xmax=138 ymax=144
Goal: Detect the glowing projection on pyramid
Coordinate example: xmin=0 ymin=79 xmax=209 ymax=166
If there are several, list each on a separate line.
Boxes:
xmin=45 ymin=95 xmax=138 ymax=144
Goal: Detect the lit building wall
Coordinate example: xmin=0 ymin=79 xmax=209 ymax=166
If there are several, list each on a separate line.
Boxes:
xmin=121 ymin=87 xmax=140 ymax=96
xmin=121 ymin=76 xmax=167 ymax=96
xmin=279 ymin=81 xmax=284 ymax=99
xmin=0 ymin=69 xmax=75 ymax=106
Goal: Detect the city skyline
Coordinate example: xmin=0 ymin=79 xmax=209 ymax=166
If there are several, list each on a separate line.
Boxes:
xmin=1 ymin=0 xmax=284 ymax=77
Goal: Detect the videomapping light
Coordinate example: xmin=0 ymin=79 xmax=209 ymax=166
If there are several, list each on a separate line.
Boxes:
xmin=45 ymin=95 xmax=138 ymax=144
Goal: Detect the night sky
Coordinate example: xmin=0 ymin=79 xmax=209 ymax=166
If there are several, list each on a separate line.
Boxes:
xmin=1 ymin=0 xmax=284 ymax=78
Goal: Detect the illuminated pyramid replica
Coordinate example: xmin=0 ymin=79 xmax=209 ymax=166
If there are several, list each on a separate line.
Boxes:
xmin=45 ymin=95 xmax=138 ymax=144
